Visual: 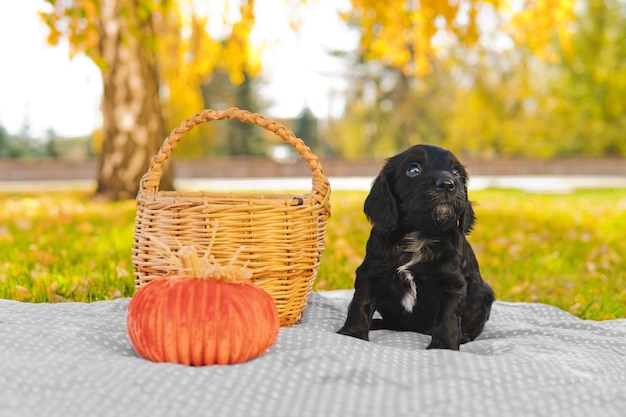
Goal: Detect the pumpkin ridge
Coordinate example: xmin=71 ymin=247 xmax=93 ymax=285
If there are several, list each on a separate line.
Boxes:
xmin=229 ymin=284 xmax=252 ymax=363
xmin=247 ymin=285 xmax=272 ymax=359
xmin=190 ymin=278 xmax=206 ymax=366
xmin=162 ymin=279 xmax=176 ymax=363
xmin=204 ymin=280 xmax=219 ymax=365
xmin=177 ymin=277 xmax=193 ymax=365
xmin=217 ymin=283 xmax=231 ymax=365
xmin=150 ymin=281 xmax=166 ymax=361
xmin=127 ymin=284 xmax=145 ymax=358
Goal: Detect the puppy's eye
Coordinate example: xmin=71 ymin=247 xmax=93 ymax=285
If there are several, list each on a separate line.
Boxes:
xmin=406 ymin=163 xmax=422 ymax=177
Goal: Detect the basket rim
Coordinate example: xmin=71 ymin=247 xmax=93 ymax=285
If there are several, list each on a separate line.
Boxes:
xmin=139 ymin=107 xmax=330 ymax=206
xmin=136 ymin=189 xmax=320 ymax=207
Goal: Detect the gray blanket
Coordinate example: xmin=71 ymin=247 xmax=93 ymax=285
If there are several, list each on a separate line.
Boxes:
xmin=1 ymin=290 xmax=625 ymax=417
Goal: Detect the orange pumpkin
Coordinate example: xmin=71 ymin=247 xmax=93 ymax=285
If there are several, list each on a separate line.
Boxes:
xmin=127 ymin=275 xmax=280 ymax=366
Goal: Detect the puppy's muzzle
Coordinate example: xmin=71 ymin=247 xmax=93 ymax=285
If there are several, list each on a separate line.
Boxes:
xmin=432 ymin=174 xmax=460 ymax=227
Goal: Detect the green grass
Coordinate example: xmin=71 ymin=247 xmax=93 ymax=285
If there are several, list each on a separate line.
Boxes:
xmin=0 ymin=191 xmax=136 ymax=302
xmin=1 ymin=188 xmax=625 ymax=320
xmin=467 ymin=189 xmax=626 ymax=320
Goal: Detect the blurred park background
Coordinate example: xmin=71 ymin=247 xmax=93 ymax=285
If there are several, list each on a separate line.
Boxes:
xmin=1 ymin=0 xmax=625 ymax=199
xmin=1 ymin=0 xmax=625 ymax=317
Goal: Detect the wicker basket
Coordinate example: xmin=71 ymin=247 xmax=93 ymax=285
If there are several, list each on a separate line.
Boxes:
xmin=132 ymin=108 xmax=331 ymax=327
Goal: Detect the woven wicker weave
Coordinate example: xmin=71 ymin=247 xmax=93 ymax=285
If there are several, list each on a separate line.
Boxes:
xmin=132 ymin=108 xmax=331 ymax=326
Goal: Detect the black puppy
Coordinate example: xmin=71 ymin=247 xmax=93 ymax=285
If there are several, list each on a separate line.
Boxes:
xmin=338 ymin=144 xmax=495 ymax=350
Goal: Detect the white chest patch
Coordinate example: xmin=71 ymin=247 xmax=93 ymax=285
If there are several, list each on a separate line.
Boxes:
xmin=396 ymin=232 xmax=437 ymax=313
xmin=401 ymin=276 xmax=418 ymax=312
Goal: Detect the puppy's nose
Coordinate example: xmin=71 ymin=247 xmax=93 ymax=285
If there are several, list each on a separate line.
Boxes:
xmin=436 ymin=178 xmax=455 ymax=191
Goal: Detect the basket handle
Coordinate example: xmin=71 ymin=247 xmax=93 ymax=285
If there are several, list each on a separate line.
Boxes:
xmin=140 ymin=107 xmax=330 ymax=204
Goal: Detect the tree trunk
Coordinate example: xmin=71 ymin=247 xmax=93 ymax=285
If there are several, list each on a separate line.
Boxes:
xmin=94 ymin=0 xmax=173 ymax=201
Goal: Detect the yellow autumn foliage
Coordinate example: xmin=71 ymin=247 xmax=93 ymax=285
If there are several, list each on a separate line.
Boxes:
xmin=507 ymin=0 xmax=576 ymax=61
xmin=345 ymin=0 xmax=575 ymax=76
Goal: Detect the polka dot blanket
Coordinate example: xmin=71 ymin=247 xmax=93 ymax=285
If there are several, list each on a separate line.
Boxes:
xmin=1 ymin=290 xmax=625 ymax=417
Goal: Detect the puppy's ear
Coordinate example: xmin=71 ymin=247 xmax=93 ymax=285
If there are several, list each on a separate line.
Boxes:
xmin=364 ymin=174 xmax=398 ymax=234
xmin=457 ymin=165 xmax=475 ymax=234
xmin=460 ymin=198 xmax=476 ymax=234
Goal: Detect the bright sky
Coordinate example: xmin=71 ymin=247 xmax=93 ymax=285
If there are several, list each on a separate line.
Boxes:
xmin=0 ymin=0 xmax=357 ymax=140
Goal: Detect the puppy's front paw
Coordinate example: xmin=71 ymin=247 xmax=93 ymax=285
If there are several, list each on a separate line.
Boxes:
xmin=337 ymin=326 xmax=369 ymax=341
xmin=427 ymin=336 xmax=459 ymax=350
